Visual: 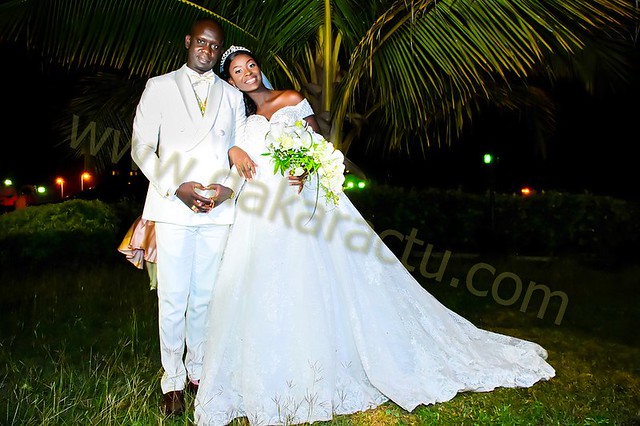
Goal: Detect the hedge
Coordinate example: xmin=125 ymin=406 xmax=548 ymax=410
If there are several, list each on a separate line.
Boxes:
xmin=1 ymin=188 xmax=637 ymax=267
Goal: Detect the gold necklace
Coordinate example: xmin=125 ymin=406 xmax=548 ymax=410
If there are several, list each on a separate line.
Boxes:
xmin=196 ymin=95 xmax=207 ymax=116
xmin=194 ymin=91 xmax=207 ymax=116
xmin=190 ymin=79 xmax=209 ymax=116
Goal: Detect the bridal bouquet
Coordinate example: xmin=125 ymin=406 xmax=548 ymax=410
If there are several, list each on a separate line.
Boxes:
xmin=263 ymin=120 xmax=345 ymax=206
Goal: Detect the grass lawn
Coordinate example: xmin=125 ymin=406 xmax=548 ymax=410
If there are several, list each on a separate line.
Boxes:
xmin=0 ymin=253 xmax=638 ymax=425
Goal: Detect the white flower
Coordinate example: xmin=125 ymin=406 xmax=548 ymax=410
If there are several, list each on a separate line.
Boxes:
xmin=265 ymin=122 xmax=286 ymax=149
xmin=280 ymin=133 xmax=295 ymax=150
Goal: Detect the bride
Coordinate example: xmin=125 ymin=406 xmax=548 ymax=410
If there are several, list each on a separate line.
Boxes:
xmin=194 ymin=46 xmax=555 ymax=426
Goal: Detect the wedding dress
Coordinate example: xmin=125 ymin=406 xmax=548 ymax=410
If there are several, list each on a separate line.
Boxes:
xmin=194 ymin=99 xmax=555 ymax=426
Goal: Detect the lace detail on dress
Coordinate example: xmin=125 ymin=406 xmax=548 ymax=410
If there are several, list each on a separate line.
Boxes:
xmin=266 ymin=98 xmax=314 ymax=124
xmin=297 ymin=98 xmax=314 ymax=119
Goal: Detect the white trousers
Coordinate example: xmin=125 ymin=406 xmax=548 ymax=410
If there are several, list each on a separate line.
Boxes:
xmin=154 ymin=222 xmax=230 ymax=393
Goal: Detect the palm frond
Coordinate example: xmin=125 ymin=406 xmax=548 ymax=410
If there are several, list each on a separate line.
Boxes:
xmin=2 ymin=0 xmax=637 ymax=163
xmin=336 ymin=0 xmax=638 ymax=152
xmin=0 ymin=0 xmax=256 ymax=77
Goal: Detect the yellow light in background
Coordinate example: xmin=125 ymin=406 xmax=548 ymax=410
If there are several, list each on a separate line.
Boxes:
xmin=56 ymin=177 xmax=65 ymax=199
xmin=521 ymin=187 xmax=533 ymax=196
xmin=4 ymin=179 xmax=12 ymax=186
xmin=81 ymin=172 xmax=91 ymax=191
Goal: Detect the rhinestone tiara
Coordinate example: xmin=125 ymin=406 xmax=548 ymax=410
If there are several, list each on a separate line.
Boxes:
xmin=220 ymin=45 xmax=251 ymax=73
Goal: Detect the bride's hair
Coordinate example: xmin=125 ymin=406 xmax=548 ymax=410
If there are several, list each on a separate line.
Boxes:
xmin=220 ymin=48 xmax=260 ymax=117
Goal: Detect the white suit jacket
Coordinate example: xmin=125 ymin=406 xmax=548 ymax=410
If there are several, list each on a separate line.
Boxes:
xmin=131 ymin=64 xmax=245 ymax=226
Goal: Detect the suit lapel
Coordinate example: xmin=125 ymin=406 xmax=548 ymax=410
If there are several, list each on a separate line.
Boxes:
xmin=175 ymin=66 xmax=226 ymax=152
xmin=175 ymin=65 xmax=202 ymax=123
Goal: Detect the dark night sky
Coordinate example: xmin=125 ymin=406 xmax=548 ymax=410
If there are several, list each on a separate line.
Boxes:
xmin=1 ymin=42 xmax=639 ymax=201
xmin=1 ymin=44 xmax=81 ymax=190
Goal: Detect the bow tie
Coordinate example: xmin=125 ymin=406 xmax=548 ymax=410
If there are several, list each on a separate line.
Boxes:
xmin=190 ymin=72 xmax=215 ymax=86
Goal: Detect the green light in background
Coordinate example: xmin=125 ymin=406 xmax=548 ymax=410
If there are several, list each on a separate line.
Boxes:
xmin=4 ymin=179 xmax=12 ymax=186
xmin=483 ymin=153 xmax=493 ymax=164
xmin=37 ymin=186 xmax=46 ymax=194
xmin=344 ymin=175 xmax=368 ymax=190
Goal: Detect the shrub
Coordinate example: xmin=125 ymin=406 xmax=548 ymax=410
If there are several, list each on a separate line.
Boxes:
xmin=347 ymin=185 xmax=640 ymax=261
xmin=0 ymin=199 xmax=120 ymax=267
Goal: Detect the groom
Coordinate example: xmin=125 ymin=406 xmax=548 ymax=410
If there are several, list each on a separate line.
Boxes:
xmin=131 ymin=18 xmax=245 ymax=416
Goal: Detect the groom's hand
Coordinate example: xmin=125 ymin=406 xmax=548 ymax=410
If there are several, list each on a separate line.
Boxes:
xmin=175 ymin=182 xmax=214 ymax=213
xmin=207 ymin=184 xmax=235 ymax=208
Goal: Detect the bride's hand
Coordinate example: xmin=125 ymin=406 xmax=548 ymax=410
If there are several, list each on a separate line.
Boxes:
xmin=228 ymin=146 xmax=257 ymax=180
xmin=288 ymin=171 xmax=307 ymax=194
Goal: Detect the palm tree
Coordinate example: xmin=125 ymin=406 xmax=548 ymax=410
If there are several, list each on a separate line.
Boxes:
xmin=0 ymin=0 xmax=637 ymax=173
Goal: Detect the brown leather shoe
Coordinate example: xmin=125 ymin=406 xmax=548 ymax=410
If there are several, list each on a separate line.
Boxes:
xmin=161 ymin=390 xmax=184 ymax=416
xmin=186 ymin=380 xmax=199 ymax=395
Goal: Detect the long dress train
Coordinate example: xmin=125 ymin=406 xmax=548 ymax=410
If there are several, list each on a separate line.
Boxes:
xmin=194 ymin=99 xmax=555 ymax=426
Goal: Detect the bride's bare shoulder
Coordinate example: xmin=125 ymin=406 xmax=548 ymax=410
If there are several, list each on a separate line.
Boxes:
xmin=273 ymin=89 xmax=305 ymax=108
xmin=259 ymin=90 xmax=307 ymax=120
